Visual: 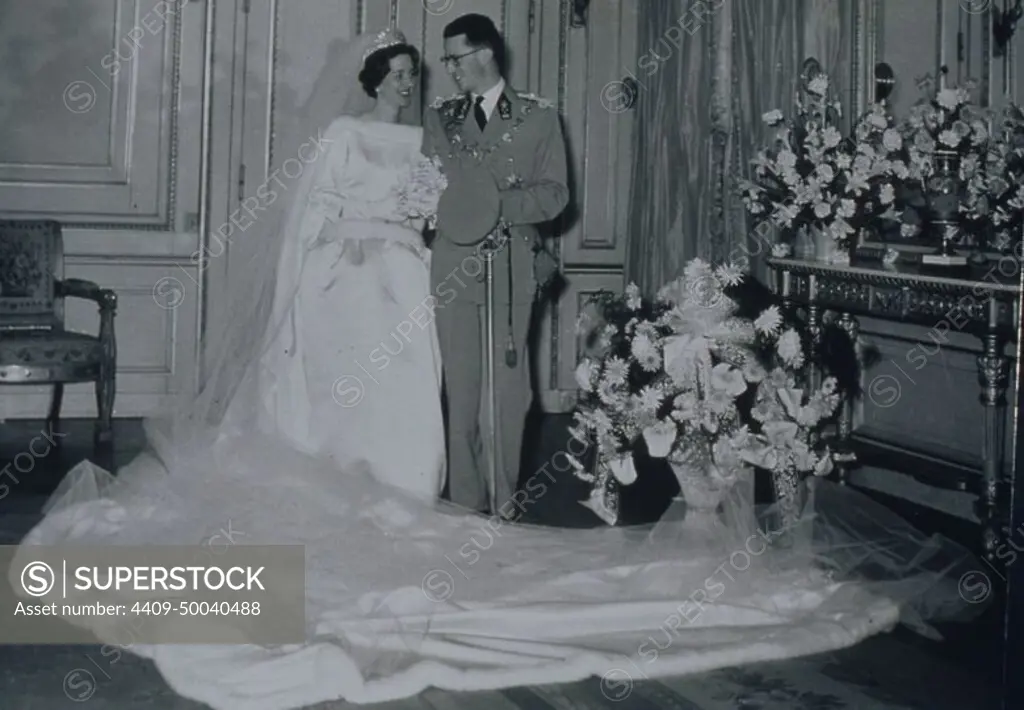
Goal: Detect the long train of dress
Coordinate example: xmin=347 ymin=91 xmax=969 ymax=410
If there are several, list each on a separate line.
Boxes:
xmin=11 ymin=436 xmax=980 ymax=709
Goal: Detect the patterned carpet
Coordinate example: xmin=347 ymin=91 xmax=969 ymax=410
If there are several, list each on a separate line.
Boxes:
xmin=0 ymin=419 xmax=1001 ymax=709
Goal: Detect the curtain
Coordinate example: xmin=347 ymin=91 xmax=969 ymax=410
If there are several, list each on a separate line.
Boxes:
xmin=728 ymin=0 xmax=809 ymax=281
xmin=626 ymin=0 xmax=840 ymax=290
xmin=624 ymin=0 xmax=722 ymax=296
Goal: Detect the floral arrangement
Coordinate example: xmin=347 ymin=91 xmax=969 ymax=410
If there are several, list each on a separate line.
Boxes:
xmin=959 ymin=103 xmax=1024 ymax=252
xmin=739 ymin=72 xmax=906 ymax=257
xmin=901 ymin=81 xmax=989 ymax=165
xmin=568 ymin=259 xmax=842 ymax=524
xmin=896 ymin=80 xmax=991 ymax=240
xmin=394 ymin=155 xmax=448 ymax=228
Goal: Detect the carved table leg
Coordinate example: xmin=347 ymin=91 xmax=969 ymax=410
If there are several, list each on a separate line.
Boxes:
xmin=834 ymin=312 xmax=860 ymax=485
xmin=806 ymin=304 xmax=823 ymax=391
xmin=976 ymin=333 xmax=1009 ymax=563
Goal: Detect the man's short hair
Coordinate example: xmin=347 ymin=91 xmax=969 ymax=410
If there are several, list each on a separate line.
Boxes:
xmin=443 ymin=13 xmax=506 ymax=72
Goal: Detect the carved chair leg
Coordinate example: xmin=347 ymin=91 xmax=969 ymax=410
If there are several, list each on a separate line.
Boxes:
xmin=94 ymin=365 xmax=115 ymax=445
xmin=48 ymin=383 xmax=64 ymax=428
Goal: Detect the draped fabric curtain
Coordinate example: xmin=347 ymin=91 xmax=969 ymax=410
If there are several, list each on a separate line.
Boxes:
xmin=626 ymin=0 xmax=842 ymax=291
xmin=728 ymin=0 xmax=810 ymax=281
xmin=624 ymin=0 xmax=722 ymax=296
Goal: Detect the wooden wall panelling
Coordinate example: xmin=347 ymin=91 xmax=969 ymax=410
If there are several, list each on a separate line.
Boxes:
xmin=0 ymin=0 xmax=206 ymax=418
xmin=0 ymin=0 xmax=178 ymax=224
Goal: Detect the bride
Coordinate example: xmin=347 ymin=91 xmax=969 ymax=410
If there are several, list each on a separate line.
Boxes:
xmin=11 ymin=29 xmax=983 ymax=710
xmin=255 ymin=28 xmax=445 ymax=500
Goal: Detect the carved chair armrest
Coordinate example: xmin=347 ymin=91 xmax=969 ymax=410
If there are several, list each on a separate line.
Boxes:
xmin=56 ymin=278 xmax=117 ymax=312
xmin=55 ymin=279 xmax=118 ymax=355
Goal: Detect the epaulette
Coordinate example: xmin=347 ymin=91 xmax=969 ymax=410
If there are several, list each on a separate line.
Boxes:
xmin=516 ymin=91 xmax=554 ymax=108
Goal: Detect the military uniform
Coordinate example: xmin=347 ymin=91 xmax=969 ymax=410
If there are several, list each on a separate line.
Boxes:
xmin=422 ymin=85 xmax=569 ymax=513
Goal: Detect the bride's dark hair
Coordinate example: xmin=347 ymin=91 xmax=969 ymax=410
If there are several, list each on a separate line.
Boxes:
xmin=358 ymin=44 xmax=420 ymax=98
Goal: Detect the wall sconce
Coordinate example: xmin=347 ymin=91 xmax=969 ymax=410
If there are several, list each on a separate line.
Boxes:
xmin=994 ymin=0 xmax=1023 ymax=57
xmin=874 ymin=63 xmax=895 ymax=104
xmin=571 ymin=0 xmax=589 ymax=27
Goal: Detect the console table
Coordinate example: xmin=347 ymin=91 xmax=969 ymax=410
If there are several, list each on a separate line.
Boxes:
xmin=766 ymin=256 xmax=1021 ymax=565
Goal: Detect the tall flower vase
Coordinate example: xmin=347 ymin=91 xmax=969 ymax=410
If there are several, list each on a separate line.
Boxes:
xmin=770 ymin=467 xmax=808 ymax=548
xmin=668 ymin=460 xmax=728 ymax=533
xmin=923 ymin=148 xmax=967 ymax=266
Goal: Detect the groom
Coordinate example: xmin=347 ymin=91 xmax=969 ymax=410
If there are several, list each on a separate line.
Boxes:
xmin=423 ymin=13 xmax=569 ymax=515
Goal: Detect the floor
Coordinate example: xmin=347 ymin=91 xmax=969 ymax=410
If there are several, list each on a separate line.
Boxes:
xmin=0 ymin=418 xmax=1003 ymax=710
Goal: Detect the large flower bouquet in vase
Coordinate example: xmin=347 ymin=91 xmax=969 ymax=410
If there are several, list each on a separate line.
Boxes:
xmin=738 ymin=72 xmax=846 ymax=262
xmin=738 ymin=323 xmax=843 ymax=536
xmin=960 ymin=103 xmax=1024 ymax=255
xmin=898 ymin=80 xmax=990 ymax=260
xmin=739 ymin=72 xmax=905 ymax=264
xmin=568 ymin=259 xmax=843 ymax=532
xmin=841 ymin=103 xmax=911 ymax=243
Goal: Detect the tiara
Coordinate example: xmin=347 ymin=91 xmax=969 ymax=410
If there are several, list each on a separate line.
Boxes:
xmin=361 ymin=28 xmax=407 ymax=64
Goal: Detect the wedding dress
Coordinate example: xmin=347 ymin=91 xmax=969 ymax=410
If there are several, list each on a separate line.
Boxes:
xmin=255 ymin=114 xmax=445 ymax=500
xmin=9 ymin=31 xmax=985 ymax=710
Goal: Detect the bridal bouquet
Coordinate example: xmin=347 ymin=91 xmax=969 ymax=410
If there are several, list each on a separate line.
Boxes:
xmin=394 ymin=155 xmax=448 ymax=227
xmin=568 ymin=259 xmax=843 ymax=523
xmin=739 ymin=72 xmax=906 ymax=256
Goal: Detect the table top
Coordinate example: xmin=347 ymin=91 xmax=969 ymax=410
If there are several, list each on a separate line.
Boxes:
xmin=768 ymin=256 xmax=1023 ymax=295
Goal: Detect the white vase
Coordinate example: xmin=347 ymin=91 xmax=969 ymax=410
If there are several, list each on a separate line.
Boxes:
xmin=809 ymin=225 xmax=850 ymax=265
xmin=668 ymin=460 xmax=728 ymax=531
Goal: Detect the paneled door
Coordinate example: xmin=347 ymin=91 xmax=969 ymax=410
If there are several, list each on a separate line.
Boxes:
xmin=532 ymin=0 xmax=638 ymax=411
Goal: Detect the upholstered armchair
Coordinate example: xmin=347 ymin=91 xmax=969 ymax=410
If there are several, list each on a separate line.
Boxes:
xmin=0 ymin=220 xmax=117 ymax=442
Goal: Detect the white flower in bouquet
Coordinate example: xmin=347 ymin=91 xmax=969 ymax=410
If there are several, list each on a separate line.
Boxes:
xmin=882 ymin=128 xmax=902 ymax=151
xmin=597 ymin=378 xmax=622 ymax=406
xmin=598 ymin=324 xmax=618 ymax=350
xmin=710 ymin=362 xmax=747 ymax=397
xmin=625 ymin=282 xmax=642 ymax=310
xmin=776 ymin=328 xmax=804 ymax=368
xmin=608 ymin=454 xmax=637 ymax=484
xmin=814 ymin=451 xmax=835 ymax=476
xmin=574 ymin=359 xmax=599 ymax=391
xmin=753 ymin=305 xmax=782 ymax=335
xmin=715 ymin=263 xmax=744 ymax=286
xmin=634 ymin=384 xmax=665 ymax=414
xmin=807 ymin=75 xmax=829 ymax=96
xmin=936 ymin=88 xmax=962 ymax=111
xmin=642 ymin=420 xmax=677 ymax=457
xmin=663 ymin=333 xmax=705 ymax=388
xmin=741 ymin=356 xmax=767 ymax=383
xmin=631 ymin=333 xmax=662 ymax=372
xmin=602 ymin=356 xmax=629 ymax=385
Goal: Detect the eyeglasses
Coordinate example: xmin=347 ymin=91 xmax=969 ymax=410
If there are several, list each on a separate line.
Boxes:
xmin=440 ymin=48 xmax=482 ymax=67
